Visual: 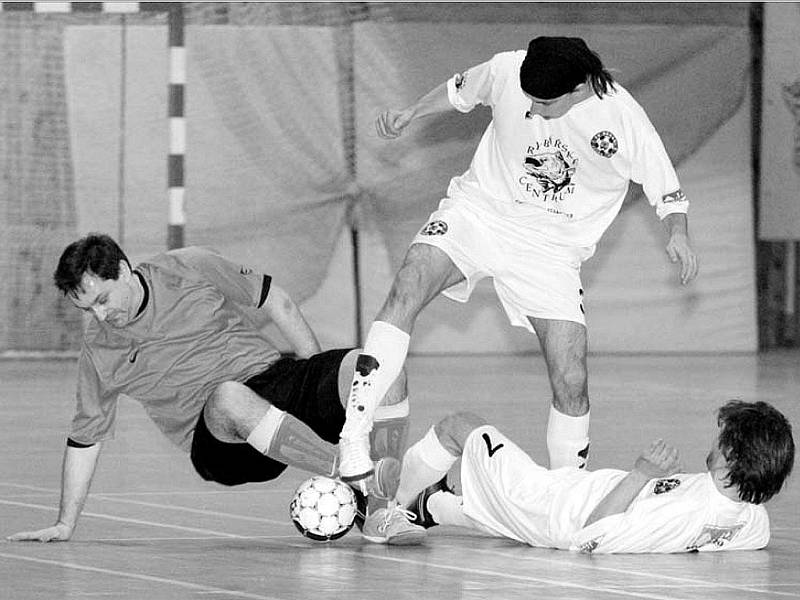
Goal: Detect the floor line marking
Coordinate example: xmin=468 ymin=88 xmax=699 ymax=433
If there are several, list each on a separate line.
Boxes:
xmin=439 ymin=544 xmax=800 ymax=597
xmin=0 ymin=482 xmax=293 ymax=496
xmin=83 ymin=535 xmax=299 ymax=542
xmin=0 ymin=482 xmax=292 ymax=526
xmin=0 ymin=499 xmax=245 ymax=538
xmin=0 ymin=552 xmax=281 ymax=600
xmin=352 ymin=551 xmax=680 ymax=600
xmin=90 ymin=495 xmax=288 ymax=526
xmin=621 ymin=584 xmax=800 ymax=591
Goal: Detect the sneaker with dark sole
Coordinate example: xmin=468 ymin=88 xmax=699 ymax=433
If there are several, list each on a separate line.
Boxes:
xmin=407 ymin=475 xmax=452 ymax=529
xmin=362 ymin=505 xmax=427 ymax=545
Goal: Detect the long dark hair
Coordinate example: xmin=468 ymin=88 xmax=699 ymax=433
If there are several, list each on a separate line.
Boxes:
xmin=54 ymin=233 xmax=131 ymax=296
xmin=718 ymin=400 xmax=794 ymax=504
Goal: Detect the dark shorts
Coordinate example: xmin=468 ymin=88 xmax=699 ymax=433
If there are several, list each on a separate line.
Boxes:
xmin=190 ymin=348 xmax=351 ymax=486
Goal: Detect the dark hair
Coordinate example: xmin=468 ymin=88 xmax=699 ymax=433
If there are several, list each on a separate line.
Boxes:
xmin=718 ymin=400 xmax=794 ymax=504
xmin=53 ymin=233 xmax=131 ymax=297
xmin=520 ymin=36 xmax=616 ymax=100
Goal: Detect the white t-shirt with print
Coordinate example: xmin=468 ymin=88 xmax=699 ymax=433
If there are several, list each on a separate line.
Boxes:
xmin=460 ymin=426 xmax=769 ymax=554
xmin=445 ymin=51 xmax=688 ymax=250
xmin=567 ymin=470 xmax=770 ymax=553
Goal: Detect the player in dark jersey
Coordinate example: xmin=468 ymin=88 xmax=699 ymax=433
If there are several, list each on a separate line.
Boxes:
xmin=7 ymin=233 xmax=422 ymax=544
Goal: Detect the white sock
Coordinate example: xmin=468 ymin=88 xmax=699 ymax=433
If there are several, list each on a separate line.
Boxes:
xmin=341 ymin=321 xmax=410 ymax=438
xmin=546 ymin=405 xmax=590 ymax=469
xmin=245 ymin=406 xmax=286 ymax=453
xmin=427 ymin=492 xmax=467 ymax=527
xmin=429 ymin=493 xmax=503 ymax=537
xmin=396 ymin=426 xmax=457 ymax=507
xmin=247 ymin=407 xmax=337 ymax=476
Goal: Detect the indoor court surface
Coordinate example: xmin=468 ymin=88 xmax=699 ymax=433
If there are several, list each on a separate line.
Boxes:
xmin=1 ymin=352 xmax=799 ymax=600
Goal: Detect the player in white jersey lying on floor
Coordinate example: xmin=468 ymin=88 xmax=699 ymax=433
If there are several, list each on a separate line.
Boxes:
xmin=367 ymin=400 xmax=794 ymax=552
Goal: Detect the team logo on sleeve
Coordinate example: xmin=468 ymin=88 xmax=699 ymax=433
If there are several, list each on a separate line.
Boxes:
xmin=590 ymin=131 xmax=618 ymax=157
xmin=454 ymin=71 xmax=468 ymax=90
xmin=420 ymin=220 xmax=448 ymax=236
xmin=653 ymin=478 xmax=681 ymax=494
xmin=662 ymin=189 xmax=687 ymax=204
xmin=239 ymin=266 xmax=253 ymax=275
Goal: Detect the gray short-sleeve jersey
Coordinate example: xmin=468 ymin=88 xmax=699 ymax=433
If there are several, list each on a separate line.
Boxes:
xmin=69 ymin=247 xmax=281 ymax=452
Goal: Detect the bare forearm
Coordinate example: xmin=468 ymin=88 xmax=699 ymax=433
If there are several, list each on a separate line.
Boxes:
xmin=662 ymin=212 xmax=698 ymax=284
xmin=584 ymin=440 xmax=681 ymax=528
xmin=405 ymin=81 xmax=453 ymax=121
xmin=6 ymin=440 xmax=101 ymax=542
xmin=263 ymin=285 xmax=320 ymax=358
xmin=376 ymin=81 xmax=455 ymax=138
xmin=278 ymin=303 xmax=320 ymax=358
xmin=58 ymin=443 xmax=102 ymax=529
xmin=583 ymin=470 xmax=650 ymax=528
xmin=662 ymin=212 xmax=688 ymax=237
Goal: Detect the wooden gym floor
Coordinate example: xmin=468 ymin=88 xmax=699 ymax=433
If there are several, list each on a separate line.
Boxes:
xmin=1 ymin=351 xmax=799 ymax=599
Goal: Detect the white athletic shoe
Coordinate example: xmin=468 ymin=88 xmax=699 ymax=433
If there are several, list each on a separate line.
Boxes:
xmin=338 ymin=434 xmax=374 ymax=492
xmin=339 ymin=355 xmax=381 ymax=484
xmin=362 ymin=505 xmax=427 ymax=546
xmin=351 ymin=457 xmax=402 ymax=532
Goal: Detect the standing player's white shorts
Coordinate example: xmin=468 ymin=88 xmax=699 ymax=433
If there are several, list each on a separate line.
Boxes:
xmin=411 ymin=197 xmax=590 ymax=329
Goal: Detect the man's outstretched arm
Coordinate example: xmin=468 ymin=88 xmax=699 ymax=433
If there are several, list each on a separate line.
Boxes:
xmin=7 ymin=441 xmax=102 ymax=542
xmin=375 ymin=81 xmax=454 ymax=139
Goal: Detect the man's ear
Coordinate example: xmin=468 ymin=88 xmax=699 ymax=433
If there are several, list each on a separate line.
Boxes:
xmin=571 ymin=82 xmax=589 ymax=97
xmin=118 ymin=260 xmax=132 ymax=282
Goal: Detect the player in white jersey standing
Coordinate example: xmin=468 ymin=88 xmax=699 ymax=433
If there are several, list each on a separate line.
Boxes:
xmin=388 ymin=400 xmax=794 ymax=552
xmin=339 ymin=37 xmax=700 ymax=497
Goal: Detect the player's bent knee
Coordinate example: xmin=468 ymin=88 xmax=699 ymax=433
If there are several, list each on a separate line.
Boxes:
xmin=391 ymin=245 xmax=454 ymax=304
xmin=208 ymin=381 xmax=243 ymax=415
xmin=208 ymin=381 xmax=271 ymax=423
xmin=435 ymin=411 xmax=487 ymax=455
xmin=551 ymin=367 xmax=588 ymax=409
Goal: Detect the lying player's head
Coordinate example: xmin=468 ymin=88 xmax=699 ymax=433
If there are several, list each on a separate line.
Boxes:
xmin=54 ymin=233 xmax=138 ymax=327
xmin=519 ymin=37 xmax=616 ymax=119
xmin=711 ymin=400 xmax=794 ymax=504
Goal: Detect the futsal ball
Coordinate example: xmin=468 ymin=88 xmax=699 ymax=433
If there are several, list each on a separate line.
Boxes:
xmin=289 ymin=475 xmax=358 ymax=542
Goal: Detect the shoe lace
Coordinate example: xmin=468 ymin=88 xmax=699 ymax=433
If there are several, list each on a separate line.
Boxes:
xmin=377 ymin=505 xmax=416 ymax=534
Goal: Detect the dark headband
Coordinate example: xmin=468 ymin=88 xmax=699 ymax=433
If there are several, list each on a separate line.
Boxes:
xmin=519 ymin=37 xmax=595 ymax=99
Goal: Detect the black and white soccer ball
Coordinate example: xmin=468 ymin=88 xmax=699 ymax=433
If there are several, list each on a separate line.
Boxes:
xmin=289 ymin=475 xmax=358 ymax=541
